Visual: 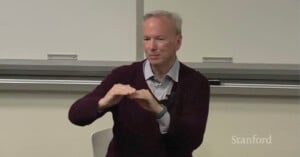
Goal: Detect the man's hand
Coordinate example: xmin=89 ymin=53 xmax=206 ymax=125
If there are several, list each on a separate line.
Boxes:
xmin=128 ymin=89 xmax=163 ymax=114
xmin=98 ymin=84 xmax=136 ymax=109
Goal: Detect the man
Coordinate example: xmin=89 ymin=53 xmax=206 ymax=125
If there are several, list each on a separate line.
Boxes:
xmin=69 ymin=10 xmax=209 ymax=157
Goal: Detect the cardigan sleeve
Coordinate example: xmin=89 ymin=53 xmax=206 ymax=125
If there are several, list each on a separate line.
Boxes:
xmin=163 ymin=74 xmax=210 ymax=155
xmin=68 ymin=67 xmax=125 ymax=126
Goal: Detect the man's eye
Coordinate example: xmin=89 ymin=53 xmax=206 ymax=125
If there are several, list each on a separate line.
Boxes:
xmin=144 ymin=38 xmax=150 ymax=41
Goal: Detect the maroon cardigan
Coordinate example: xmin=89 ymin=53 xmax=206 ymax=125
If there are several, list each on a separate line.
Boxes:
xmin=68 ymin=60 xmax=210 ymax=157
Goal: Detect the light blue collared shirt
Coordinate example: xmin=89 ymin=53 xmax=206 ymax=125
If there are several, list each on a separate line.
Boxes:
xmin=143 ymin=59 xmax=180 ymax=100
xmin=143 ymin=59 xmax=180 ymax=134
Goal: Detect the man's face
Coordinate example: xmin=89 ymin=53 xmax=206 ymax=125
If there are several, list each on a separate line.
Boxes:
xmin=143 ymin=16 xmax=182 ymax=66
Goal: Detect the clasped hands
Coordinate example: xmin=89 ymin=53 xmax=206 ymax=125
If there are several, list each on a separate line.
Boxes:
xmin=98 ymin=84 xmax=163 ymax=114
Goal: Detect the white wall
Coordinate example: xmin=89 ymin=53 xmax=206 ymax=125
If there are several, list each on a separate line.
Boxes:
xmin=145 ymin=0 xmax=300 ymax=64
xmin=0 ymin=91 xmax=299 ymax=157
xmin=0 ymin=0 xmax=137 ymax=61
xmin=196 ymin=95 xmax=300 ymax=157
xmin=0 ymin=91 xmax=113 ymax=157
xmin=1 ymin=0 xmax=299 ymax=64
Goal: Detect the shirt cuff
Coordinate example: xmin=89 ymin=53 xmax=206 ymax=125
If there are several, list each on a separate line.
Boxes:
xmin=156 ymin=111 xmax=170 ymax=134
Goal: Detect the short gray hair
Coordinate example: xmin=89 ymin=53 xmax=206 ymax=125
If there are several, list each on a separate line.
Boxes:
xmin=144 ymin=10 xmax=182 ymax=35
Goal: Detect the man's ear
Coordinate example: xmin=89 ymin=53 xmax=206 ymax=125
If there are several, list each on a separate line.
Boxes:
xmin=176 ymin=35 xmax=182 ymax=50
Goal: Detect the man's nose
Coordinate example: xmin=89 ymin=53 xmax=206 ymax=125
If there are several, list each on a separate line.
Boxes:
xmin=149 ymin=39 xmax=157 ymax=50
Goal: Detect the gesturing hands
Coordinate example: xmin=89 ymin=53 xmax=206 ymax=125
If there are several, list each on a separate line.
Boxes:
xmin=128 ymin=89 xmax=163 ymax=114
xmin=98 ymin=84 xmax=163 ymax=114
xmin=98 ymin=84 xmax=136 ymax=109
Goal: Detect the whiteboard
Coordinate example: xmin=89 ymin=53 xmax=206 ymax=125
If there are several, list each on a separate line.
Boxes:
xmin=145 ymin=0 xmax=300 ymax=64
xmin=0 ymin=0 xmax=137 ymax=61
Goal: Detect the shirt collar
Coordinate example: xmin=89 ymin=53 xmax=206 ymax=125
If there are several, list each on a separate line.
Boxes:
xmin=143 ymin=59 xmax=180 ymax=82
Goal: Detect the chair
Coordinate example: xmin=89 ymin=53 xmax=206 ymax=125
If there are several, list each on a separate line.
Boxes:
xmin=92 ymin=128 xmax=113 ymax=157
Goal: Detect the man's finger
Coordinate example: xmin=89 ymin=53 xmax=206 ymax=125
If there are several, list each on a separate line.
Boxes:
xmin=111 ymin=84 xmax=136 ymax=95
xmin=128 ymin=90 xmax=148 ymax=100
